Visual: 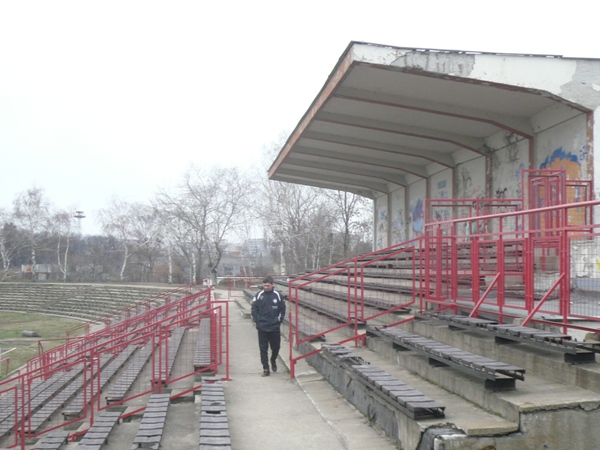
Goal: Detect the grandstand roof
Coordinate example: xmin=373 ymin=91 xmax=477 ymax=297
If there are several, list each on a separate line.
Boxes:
xmin=268 ymin=41 xmax=600 ymax=198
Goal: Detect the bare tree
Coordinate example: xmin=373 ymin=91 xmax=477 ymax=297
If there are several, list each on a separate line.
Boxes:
xmin=51 ymin=209 xmax=77 ymax=281
xmin=203 ymin=167 xmax=250 ymax=284
xmin=98 ymin=198 xmax=138 ymax=282
xmin=0 ymin=208 xmax=22 ymax=281
xmin=13 ymin=187 xmax=51 ymax=281
xmin=128 ymin=204 xmax=165 ymax=282
xmin=156 ymin=166 xmax=251 ymax=285
xmin=326 ymin=191 xmax=372 ymax=259
xmin=258 ymin=136 xmax=373 ymax=274
xmin=262 ymin=180 xmax=328 ymax=275
xmin=155 ymin=186 xmax=208 ymax=284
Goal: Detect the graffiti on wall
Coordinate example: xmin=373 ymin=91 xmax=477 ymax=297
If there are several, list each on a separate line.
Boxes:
xmin=409 ymin=198 xmax=424 ymax=236
xmin=391 ymin=208 xmax=406 ymax=244
xmin=458 ymin=166 xmax=484 ymax=198
xmin=539 ymin=147 xmax=581 ymax=179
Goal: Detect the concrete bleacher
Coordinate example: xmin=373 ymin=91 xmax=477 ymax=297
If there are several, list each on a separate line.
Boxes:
xmin=367 ymin=324 xmax=526 ymax=390
xmin=0 ymin=283 xmax=173 ymax=321
xmin=193 ymin=319 xmax=213 ymax=370
xmin=74 ymin=409 xmax=122 ymax=449
xmin=153 ymin=327 xmax=186 ymax=385
xmin=131 ymin=393 xmax=170 ymax=448
xmin=1 ymin=284 xmax=405 ymax=450
xmin=198 ymin=377 xmax=230 ymax=449
xmin=33 ymin=429 xmax=69 ymax=450
xmin=7 ymin=268 xmax=600 ymax=448
xmin=276 ymin=241 xmax=600 ymax=449
xmin=105 ymin=341 xmax=156 ymax=404
xmin=321 ymin=344 xmax=446 ymax=420
xmin=63 ymin=346 xmax=138 ymax=420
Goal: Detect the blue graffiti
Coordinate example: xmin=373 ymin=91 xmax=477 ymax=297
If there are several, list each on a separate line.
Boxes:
xmin=539 ymin=147 xmax=578 ymax=168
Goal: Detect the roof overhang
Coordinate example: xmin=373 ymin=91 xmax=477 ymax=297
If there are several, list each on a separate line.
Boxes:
xmin=269 ymin=42 xmax=591 ymax=199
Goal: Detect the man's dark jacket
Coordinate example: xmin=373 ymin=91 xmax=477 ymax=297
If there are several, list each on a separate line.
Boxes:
xmin=251 ymin=288 xmax=286 ymax=332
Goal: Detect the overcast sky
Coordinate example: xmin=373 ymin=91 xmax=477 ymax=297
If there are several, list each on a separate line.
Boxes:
xmin=1 ymin=1 xmax=600 ymax=235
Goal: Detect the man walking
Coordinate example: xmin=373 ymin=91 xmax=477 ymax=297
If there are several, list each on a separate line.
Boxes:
xmin=251 ymin=276 xmax=286 ymax=376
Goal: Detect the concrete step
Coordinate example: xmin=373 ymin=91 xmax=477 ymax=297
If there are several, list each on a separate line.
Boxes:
xmin=411 ymin=317 xmax=600 ymax=393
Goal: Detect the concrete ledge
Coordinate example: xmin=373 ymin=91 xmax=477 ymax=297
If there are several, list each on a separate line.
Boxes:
xmin=297 ymin=340 xmax=518 ymax=450
xmin=234 ymin=299 xmax=252 ymax=319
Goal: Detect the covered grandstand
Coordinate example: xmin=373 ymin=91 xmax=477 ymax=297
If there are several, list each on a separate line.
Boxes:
xmin=269 ymin=42 xmax=600 ymax=449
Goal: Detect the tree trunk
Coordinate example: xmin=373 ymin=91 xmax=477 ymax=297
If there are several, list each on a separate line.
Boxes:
xmin=31 ymin=247 xmax=37 ymax=281
xmin=168 ymin=245 xmax=173 ymax=284
xmin=191 ymin=252 xmax=196 ymax=284
xmin=120 ymin=245 xmax=129 ymax=282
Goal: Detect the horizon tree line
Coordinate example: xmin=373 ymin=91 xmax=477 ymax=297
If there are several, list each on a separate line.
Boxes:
xmin=0 ymin=168 xmax=373 ymax=284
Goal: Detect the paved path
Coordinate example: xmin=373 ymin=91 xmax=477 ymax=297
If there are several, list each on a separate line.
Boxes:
xmin=225 ymin=293 xmax=396 ymax=450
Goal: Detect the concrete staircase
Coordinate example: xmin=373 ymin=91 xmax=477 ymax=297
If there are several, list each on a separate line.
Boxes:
xmin=276 ymin=244 xmax=600 ymax=449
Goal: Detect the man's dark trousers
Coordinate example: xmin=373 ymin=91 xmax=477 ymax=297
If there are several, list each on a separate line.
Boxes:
xmin=258 ymin=329 xmax=281 ymax=369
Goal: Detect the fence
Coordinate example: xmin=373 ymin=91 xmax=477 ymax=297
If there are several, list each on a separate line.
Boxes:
xmin=287 ymin=197 xmax=600 ymax=377
xmin=0 ymin=285 xmax=229 ymax=449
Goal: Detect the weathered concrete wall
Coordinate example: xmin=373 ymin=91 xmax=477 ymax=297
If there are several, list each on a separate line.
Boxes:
xmin=354 ymin=46 xmax=600 ymax=110
xmin=488 ymin=131 xmax=529 ymax=200
xmin=408 ymin=178 xmax=426 ymax=240
xmin=374 ymin=194 xmax=389 ymax=249
xmin=534 ymin=113 xmax=590 ymax=180
xmin=428 ymin=168 xmax=453 ymax=222
xmin=456 ymin=156 xmax=485 ymax=199
xmin=389 ymin=187 xmax=406 ymax=245
xmin=438 ymin=408 xmax=600 ymax=450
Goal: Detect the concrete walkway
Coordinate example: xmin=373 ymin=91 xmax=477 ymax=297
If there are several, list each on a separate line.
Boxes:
xmin=224 ymin=292 xmax=397 ymax=450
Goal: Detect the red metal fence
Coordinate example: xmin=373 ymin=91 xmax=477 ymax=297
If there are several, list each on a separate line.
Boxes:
xmin=0 ymin=285 xmax=229 ymax=449
xmin=287 ymin=193 xmax=600 ymax=377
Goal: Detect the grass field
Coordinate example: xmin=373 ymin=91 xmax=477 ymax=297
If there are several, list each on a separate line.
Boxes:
xmin=0 ymin=312 xmax=85 ymax=377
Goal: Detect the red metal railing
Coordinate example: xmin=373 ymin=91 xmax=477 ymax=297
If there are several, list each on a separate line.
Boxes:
xmin=287 ymin=238 xmax=425 ymax=377
xmin=422 ymin=199 xmax=600 ymax=335
xmin=288 ymin=197 xmax=600 ymax=378
xmin=0 ymin=286 xmax=228 ymax=449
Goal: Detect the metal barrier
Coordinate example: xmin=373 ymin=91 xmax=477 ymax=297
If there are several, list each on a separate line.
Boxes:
xmin=422 ymin=199 xmax=600 ymax=337
xmin=287 ymin=238 xmax=425 ymax=377
xmin=288 ymin=197 xmax=600 ymax=378
xmin=0 ymin=286 xmax=229 ymax=449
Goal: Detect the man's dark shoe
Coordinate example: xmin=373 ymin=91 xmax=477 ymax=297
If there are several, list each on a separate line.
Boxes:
xmin=262 ymin=369 xmax=270 ymax=377
xmin=271 ymin=360 xmax=278 ymax=373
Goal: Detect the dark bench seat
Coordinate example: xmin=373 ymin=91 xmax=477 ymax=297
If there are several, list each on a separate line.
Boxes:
xmin=154 ymin=327 xmax=185 ymax=384
xmin=132 ymin=393 xmax=170 ymax=448
xmin=322 ymin=344 xmax=445 ymax=419
xmin=367 ymin=325 xmax=525 ymax=390
xmin=75 ymin=410 xmax=121 ymax=450
xmin=105 ymin=341 xmax=155 ymax=404
xmin=423 ymin=312 xmax=600 ymax=363
xmin=33 ymin=429 xmax=69 ymax=450
xmin=194 ymin=319 xmax=212 ymax=370
xmin=199 ymin=377 xmax=231 ymax=449
xmin=64 ymin=345 xmax=137 ymax=420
